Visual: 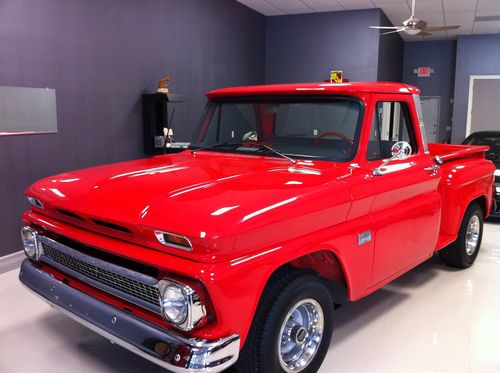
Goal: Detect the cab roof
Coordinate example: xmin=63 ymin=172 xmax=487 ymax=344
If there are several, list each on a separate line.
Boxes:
xmin=207 ymin=82 xmax=420 ymax=99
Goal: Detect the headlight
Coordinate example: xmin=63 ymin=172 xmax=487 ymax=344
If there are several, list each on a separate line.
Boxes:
xmin=158 ymin=279 xmax=206 ymax=331
xmin=161 ymin=285 xmax=188 ymax=324
xmin=21 ymin=226 xmax=42 ymax=260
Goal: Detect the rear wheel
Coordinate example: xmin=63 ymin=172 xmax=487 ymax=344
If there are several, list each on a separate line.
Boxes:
xmin=236 ymin=270 xmax=334 ymax=373
xmin=439 ymin=202 xmax=483 ymax=268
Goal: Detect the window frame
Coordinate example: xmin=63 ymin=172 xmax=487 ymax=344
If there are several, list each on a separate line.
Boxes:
xmin=190 ymin=95 xmax=366 ymax=163
xmin=366 ymin=100 xmax=419 ymax=162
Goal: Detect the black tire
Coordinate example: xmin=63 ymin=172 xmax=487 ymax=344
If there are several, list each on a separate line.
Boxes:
xmin=438 ymin=202 xmax=483 ymax=268
xmin=235 ymin=269 xmax=334 ymax=373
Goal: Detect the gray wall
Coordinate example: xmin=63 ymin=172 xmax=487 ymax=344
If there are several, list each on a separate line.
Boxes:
xmin=0 ymin=0 xmax=266 ymax=256
xmin=265 ymin=9 xmax=383 ymax=83
xmin=452 ymin=34 xmax=500 ymax=143
xmin=377 ymin=12 xmax=404 ymax=82
xmin=403 ymin=41 xmax=456 ymax=143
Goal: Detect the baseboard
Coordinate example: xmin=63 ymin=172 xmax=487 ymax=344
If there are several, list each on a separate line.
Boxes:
xmin=0 ymin=251 xmax=24 ymax=274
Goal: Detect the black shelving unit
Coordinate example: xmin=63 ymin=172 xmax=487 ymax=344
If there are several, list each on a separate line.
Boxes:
xmin=142 ymin=93 xmax=185 ymax=155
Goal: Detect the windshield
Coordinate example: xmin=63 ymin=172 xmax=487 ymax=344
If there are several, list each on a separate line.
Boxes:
xmin=464 ymin=133 xmax=500 ymax=158
xmin=190 ymin=97 xmax=362 ymax=161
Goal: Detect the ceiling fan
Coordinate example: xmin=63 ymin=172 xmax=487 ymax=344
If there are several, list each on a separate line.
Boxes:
xmin=370 ymin=0 xmax=460 ymax=36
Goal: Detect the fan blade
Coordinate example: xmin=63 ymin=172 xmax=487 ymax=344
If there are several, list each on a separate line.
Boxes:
xmin=424 ymin=25 xmax=460 ymax=31
xmin=416 ymin=20 xmax=428 ymax=30
xmin=369 ymin=26 xmax=402 ymax=29
xmin=380 ymin=29 xmax=405 ymax=36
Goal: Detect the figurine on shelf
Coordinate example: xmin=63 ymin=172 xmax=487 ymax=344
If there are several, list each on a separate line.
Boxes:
xmin=157 ymin=76 xmax=172 ymax=94
xmin=164 ymin=127 xmax=174 ymax=148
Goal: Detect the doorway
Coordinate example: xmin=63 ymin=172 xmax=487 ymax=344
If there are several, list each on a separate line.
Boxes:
xmin=466 ymin=75 xmax=500 ymax=136
xmin=420 ymin=96 xmax=440 ymax=143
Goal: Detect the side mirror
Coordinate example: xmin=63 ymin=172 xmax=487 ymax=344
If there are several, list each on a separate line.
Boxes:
xmin=373 ymin=141 xmax=412 ymax=176
xmin=391 ymin=141 xmax=412 ymax=160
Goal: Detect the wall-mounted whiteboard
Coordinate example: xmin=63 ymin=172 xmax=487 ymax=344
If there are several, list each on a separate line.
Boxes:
xmin=466 ymin=76 xmax=500 ymax=136
xmin=0 ymin=86 xmax=57 ymax=135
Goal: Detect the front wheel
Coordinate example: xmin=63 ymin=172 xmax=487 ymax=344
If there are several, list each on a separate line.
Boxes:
xmin=439 ymin=202 xmax=483 ymax=268
xmin=236 ymin=270 xmax=334 ymax=373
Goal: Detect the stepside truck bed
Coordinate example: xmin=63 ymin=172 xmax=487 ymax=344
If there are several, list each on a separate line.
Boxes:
xmin=429 ymin=143 xmax=495 ymax=251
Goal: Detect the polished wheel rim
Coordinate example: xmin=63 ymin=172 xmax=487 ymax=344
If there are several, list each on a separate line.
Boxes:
xmin=465 ymin=215 xmax=480 ymax=256
xmin=278 ymin=298 xmax=324 ymax=372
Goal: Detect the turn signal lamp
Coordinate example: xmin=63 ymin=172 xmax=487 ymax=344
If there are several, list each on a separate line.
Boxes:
xmin=154 ymin=230 xmax=192 ymax=251
xmin=27 ymin=196 xmax=44 ymax=209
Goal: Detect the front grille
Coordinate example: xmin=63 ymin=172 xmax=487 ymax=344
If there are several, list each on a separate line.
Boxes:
xmin=40 ymin=238 xmax=160 ymax=311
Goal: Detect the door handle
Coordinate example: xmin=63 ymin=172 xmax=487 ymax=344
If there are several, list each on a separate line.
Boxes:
xmin=424 ymin=156 xmax=443 ymax=172
xmin=424 ymin=165 xmax=440 ymax=172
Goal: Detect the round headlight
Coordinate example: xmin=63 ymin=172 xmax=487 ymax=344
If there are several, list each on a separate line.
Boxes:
xmin=158 ymin=278 xmax=207 ymax=330
xmin=159 ymin=284 xmax=188 ymax=325
xmin=21 ymin=226 xmax=39 ymax=260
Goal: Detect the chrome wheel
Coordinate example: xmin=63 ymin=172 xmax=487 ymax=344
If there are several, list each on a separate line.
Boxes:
xmin=465 ymin=214 xmax=480 ymax=256
xmin=278 ymin=298 xmax=324 ymax=372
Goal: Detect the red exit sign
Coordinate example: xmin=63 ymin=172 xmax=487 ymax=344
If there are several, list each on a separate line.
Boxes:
xmin=414 ymin=67 xmax=434 ymax=77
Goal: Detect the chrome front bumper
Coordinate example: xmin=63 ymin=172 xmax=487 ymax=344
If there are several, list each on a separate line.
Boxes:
xmin=19 ymin=259 xmax=240 ymax=372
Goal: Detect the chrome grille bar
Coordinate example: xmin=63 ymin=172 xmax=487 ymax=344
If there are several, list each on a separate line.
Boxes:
xmin=38 ymin=236 xmax=161 ymax=314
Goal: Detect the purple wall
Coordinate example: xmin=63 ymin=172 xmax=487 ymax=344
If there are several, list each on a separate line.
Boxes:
xmin=403 ymin=41 xmax=457 ymax=143
xmin=377 ymin=12 xmax=404 ymax=82
xmin=0 ymin=0 xmax=266 ymax=256
xmin=452 ymin=34 xmax=500 ymax=143
xmin=265 ymin=9 xmax=383 ymax=83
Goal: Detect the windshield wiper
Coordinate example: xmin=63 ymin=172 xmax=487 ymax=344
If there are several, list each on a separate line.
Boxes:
xmin=190 ymin=141 xmax=296 ymax=164
xmin=190 ymin=141 xmax=241 ymax=154
xmin=256 ymin=143 xmax=297 ymax=164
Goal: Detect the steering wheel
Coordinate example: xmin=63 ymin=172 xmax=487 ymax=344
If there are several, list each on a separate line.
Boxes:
xmin=314 ymin=131 xmax=354 ymax=146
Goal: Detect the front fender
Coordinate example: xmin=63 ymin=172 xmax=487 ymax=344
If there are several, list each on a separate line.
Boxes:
xmin=208 ymin=215 xmax=375 ymax=346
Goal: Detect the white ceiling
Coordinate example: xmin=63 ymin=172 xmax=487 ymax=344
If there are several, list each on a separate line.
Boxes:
xmin=235 ymin=0 xmax=500 ymax=41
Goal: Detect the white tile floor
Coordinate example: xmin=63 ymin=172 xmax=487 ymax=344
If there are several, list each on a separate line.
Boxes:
xmin=1 ymin=221 xmax=499 ymax=373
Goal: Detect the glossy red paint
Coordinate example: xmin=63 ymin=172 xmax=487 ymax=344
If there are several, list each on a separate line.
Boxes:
xmin=206 ymin=82 xmax=421 ymax=99
xmin=23 ymin=82 xmax=495 ymax=348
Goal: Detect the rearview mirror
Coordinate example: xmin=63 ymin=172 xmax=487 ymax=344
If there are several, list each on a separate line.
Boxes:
xmin=373 ymin=141 xmax=412 ymax=176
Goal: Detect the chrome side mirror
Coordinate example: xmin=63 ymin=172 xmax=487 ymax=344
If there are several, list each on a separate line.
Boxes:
xmin=390 ymin=141 xmax=412 ymax=160
xmin=373 ymin=141 xmax=412 ymax=176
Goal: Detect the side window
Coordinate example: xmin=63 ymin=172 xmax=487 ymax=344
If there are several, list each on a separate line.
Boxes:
xmin=367 ymin=101 xmax=418 ymax=160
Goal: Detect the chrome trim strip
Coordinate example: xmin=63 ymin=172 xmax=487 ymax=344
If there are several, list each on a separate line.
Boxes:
xmin=19 ymin=260 xmax=240 ymax=372
xmin=37 ymin=235 xmax=161 ymax=314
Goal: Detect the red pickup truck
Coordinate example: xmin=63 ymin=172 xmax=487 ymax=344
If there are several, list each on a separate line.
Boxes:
xmin=19 ymin=82 xmax=495 ymax=373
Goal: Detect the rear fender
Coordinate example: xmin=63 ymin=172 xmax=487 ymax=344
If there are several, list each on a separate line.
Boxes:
xmin=438 ymin=158 xmax=495 ymax=239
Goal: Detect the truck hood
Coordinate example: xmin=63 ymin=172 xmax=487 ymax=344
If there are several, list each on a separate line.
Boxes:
xmin=27 ymin=151 xmax=352 ymax=262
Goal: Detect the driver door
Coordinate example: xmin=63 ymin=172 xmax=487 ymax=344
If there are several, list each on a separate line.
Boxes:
xmin=366 ymin=95 xmax=441 ymax=288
